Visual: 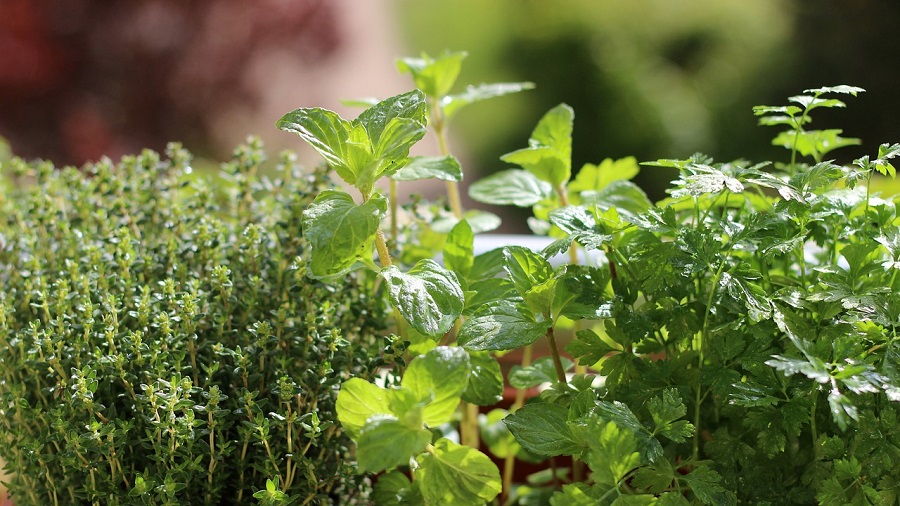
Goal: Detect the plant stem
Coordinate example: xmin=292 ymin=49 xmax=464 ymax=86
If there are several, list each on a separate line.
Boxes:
xmin=430 ymin=97 xmax=463 ymax=218
xmin=546 ymin=327 xmax=568 ymax=385
xmin=390 ymin=179 xmax=399 ymax=243
xmin=502 ymin=344 xmax=533 ymax=503
xmin=374 ymin=228 xmax=393 ymax=268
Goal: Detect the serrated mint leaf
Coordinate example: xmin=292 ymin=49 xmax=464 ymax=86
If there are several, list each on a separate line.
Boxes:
xmin=510 ymin=356 xmax=573 ymax=389
xmin=301 ymin=190 xmax=386 ymax=278
xmin=463 ymin=278 xmax=518 ymax=316
xmin=276 ymin=108 xmax=355 ymax=183
xmin=461 ymin=351 xmax=503 ymax=405
xmin=356 ymin=415 xmax=432 ymax=473
xmin=336 ymin=378 xmax=391 ymax=439
xmin=503 ymin=402 xmax=583 ymax=457
xmin=443 ymin=219 xmax=474 ymax=277
xmin=397 ymin=51 xmax=467 ymax=98
xmin=503 ymin=245 xmax=554 ymax=297
xmin=402 ymin=346 xmax=470 ymax=427
xmin=443 ymin=81 xmax=535 ymax=119
xmin=501 ymin=104 xmax=573 ymax=186
xmin=372 ymin=470 xmax=422 ymax=505
xmin=468 ymin=169 xmax=553 ymax=207
xmin=458 ymin=300 xmax=550 ymax=351
xmin=392 ymin=155 xmax=463 ymax=182
xmin=414 ymin=438 xmax=501 ymax=505
xmin=381 ymin=259 xmax=464 ymax=337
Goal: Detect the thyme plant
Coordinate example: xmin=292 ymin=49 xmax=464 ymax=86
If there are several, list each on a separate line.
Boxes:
xmin=0 ymin=140 xmax=396 ymax=505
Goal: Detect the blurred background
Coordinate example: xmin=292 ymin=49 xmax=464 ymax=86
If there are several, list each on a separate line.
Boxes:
xmin=2 ymin=0 xmax=898 ymax=222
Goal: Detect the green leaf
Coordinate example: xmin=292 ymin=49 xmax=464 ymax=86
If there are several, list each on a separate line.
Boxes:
xmin=680 ymin=465 xmax=732 ymax=505
xmin=501 ymin=246 xmax=556 ymax=316
xmin=461 ymin=351 xmax=503 ymax=405
xmin=567 ymin=329 xmax=620 ymax=367
xmin=301 ymin=189 xmax=386 ymax=278
xmin=503 ymin=402 xmax=584 ymax=457
xmin=581 ymin=419 xmax=642 ymax=486
xmin=510 ymin=356 xmax=574 ymax=389
xmin=443 ymin=219 xmax=474 ymax=278
xmin=372 ymin=471 xmax=422 ymax=505
xmin=391 ymin=155 xmax=463 ymax=182
xmin=468 ymin=169 xmax=553 ymax=207
xmin=771 ymin=129 xmax=860 ymax=159
xmin=414 ymin=438 xmax=502 ymax=505
xmin=632 ymin=458 xmax=676 ymax=494
xmin=402 ymin=346 xmax=470 ymax=427
xmin=570 ymin=157 xmax=640 ymax=194
xmin=581 ymin=180 xmax=653 ymax=222
xmin=276 ymin=107 xmax=355 ymax=183
xmin=552 ymin=265 xmax=613 ymax=321
xmin=356 ymin=415 xmax=433 ymax=473
xmin=443 ymin=81 xmax=535 ymax=119
xmin=336 ymin=379 xmax=390 ymax=439
xmin=381 ymin=259 xmax=464 ymax=337
xmin=479 ymin=408 xmax=520 ymax=459
xmin=501 ymin=104 xmax=573 ymax=186
xmin=549 ymin=484 xmax=598 ymax=506
xmin=458 ymin=300 xmax=551 ymax=351
xmin=803 ymin=85 xmax=865 ymax=96
xmin=463 ymin=278 xmax=517 ymax=316
xmin=647 ymin=389 xmax=695 ymax=443
xmin=590 ymin=401 xmax=663 ymax=463
xmin=396 ymin=51 xmax=467 ymax=98
xmin=357 ymin=90 xmax=427 ymax=159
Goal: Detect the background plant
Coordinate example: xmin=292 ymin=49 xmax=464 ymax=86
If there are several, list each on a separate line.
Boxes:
xmin=0 ymin=139 xmax=397 ymax=505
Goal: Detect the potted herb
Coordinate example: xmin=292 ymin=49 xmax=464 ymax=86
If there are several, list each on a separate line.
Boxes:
xmin=278 ymin=52 xmax=900 ymax=505
xmin=0 ymin=141 xmax=400 ymax=505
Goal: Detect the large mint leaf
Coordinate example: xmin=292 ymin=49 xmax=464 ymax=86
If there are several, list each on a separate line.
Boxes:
xmin=501 ymin=103 xmax=573 ymax=186
xmin=302 ymin=190 xmax=386 ymax=278
xmin=275 ymin=108 xmax=355 ymax=183
xmin=357 ymin=89 xmax=427 ymax=157
xmin=396 ymin=51 xmax=467 ymax=98
xmin=402 ymin=346 xmax=470 ymax=427
xmin=372 ymin=471 xmax=423 ymax=505
xmin=503 ymin=402 xmax=583 ymax=457
xmin=458 ymin=300 xmax=551 ymax=351
xmin=552 ymin=265 xmax=613 ymax=321
xmin=356 ymin=415 xmax=433 ymax=473
xmin=335 ymin=377 xmax=390 ymax=439
xmin=468 ymin=169 xmax=553 ymax=207
xmin=391 ymin=155 xmax=462 ymax=182
xmin=461 ymin=351 xmax=503 ymax=405
xmin=381 ymin=259 xmax=464 ymax=337
xmin=509 ymin=356 xmax=573 ymax=389
xmin=443 ymin=82 xmax=535 ymax=119
xmin=504 ymin=246 xmax=556 ymax=315
xmin=414 ymin=438 xmax=502 ymax=505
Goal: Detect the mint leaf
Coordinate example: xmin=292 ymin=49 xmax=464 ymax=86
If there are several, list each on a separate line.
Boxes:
xmin=381 ymin=259 xmax=464 ymax=337
xmin=468 ymin=169 xmax=553 ymax=206
xmin=356 ymin=415 xmax=432 ymax=473
xmin=443 ymin=219 xmax=474 ymax=278
xmin=443 ymin=82 xmax=535 ymax=119
xmin=502 ymin=104 xmax=574 ymax=186
xmin=396 ymin=51 xmax=467 ymax=98
xmin=335 ymin=377 xmax=391 ymax=439
xmin=301 ymin=189 xmax=386 ymax=278
xmin=372 ymin=471 xmax=422 ymax=505
xmin=478 ymin=408 xmax=519 ymax=459
xmin=569 ymin=157 xmax=640 ymax=194
xmin=402 ymin=346 xmax=470 ymax=427
xmin=414 ymin=438 xmax=502 ymax=505
xmin=510 ymin=356 xmax=574 ymax=389
xmin=275 ymin=108 xmax=355 ymax=183
xmin=552 ymin=265 xmax=613 ymax=321
xmin=458 ymin=300 xmax=551 ymax=351
xmin=461 ymin=351 xmax=503 ymax=405
xmin=503 ymin=402 xmax=583 ymax=457
xmin=392 ymin=155 xmax=463 ymax=182
xmin=503 ymin=245 xmax=556 ymax=314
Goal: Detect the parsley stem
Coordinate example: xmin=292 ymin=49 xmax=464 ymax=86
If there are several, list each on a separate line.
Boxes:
xmin=546 ymin=327 xmax=568 ymax=385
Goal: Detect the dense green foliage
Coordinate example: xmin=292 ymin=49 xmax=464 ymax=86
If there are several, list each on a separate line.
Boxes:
xmin=282 ymin=52 xmax=900 ymax=505
xmin=0 ymin=140 xmax=396 ymax=505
